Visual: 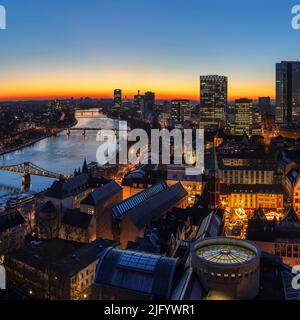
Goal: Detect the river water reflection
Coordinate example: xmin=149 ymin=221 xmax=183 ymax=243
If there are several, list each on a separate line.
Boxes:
xmin=0 ymin=115 xmax=119 ymax=196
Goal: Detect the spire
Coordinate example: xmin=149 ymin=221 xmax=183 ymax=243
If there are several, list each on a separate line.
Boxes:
xmin=82 ymin=158 xmax=89 ymax=174
xmin=284 ymin=207 xmax=300 ymax=223
xmin=209 ymin=145 xmax=219 ymax=173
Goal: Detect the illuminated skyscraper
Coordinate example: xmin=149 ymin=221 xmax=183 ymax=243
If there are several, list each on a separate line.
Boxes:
xmin=114 ymin=89 xmax=122 ymax=108
xmin=200 ymin=75 xmax=228 ymax=128
xmin=252 ymin=107 xmax=262 ymax=136
xmin=133 ymin=90 xmax=144 ymax=110
xmin=171 ymin=100 xmax=192 ymax=124
xmin=276 ymin=61 xmax=300 ymax=125
xmin=234 ymin=98 xmax=253 ymax=136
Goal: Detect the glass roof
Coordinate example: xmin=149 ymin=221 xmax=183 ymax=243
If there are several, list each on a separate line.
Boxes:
xmin=197 ymin=245 xmax=256 ymax=264
xmin=112 ymin=182 xmax=167 ymax=218
xmin=118 ymin=252 xmax=160 ymax=273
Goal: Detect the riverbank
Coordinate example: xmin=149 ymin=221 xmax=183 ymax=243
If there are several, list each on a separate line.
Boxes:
xmin=0 ymin=119 xmax=78 ymax=157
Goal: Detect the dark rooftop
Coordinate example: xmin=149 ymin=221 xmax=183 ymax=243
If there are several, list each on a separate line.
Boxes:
xmin=45 ymin=174 xmax=89 ymax=199
xmin=81 ymin=181 xmax=122 ymax=206
xmin=6 ymin=238 xmax=117 ymax=277
xmin=94 ymin=248 xmax=180 ymax=299
xmin=111 ymin=182 xmax=188 ymax=229
xmin=40 ymin=201 xmax=56 ymax=214
xmin=52 ymin=238 xmax=118 ymax=277
xmin=62 ymin=209 xmax=93 ymax=229
xmin=0 ymin=212 xmax=26 ymax=232
xmin=7 ymin=239 xmax=82 ymax=272
xmin=247 ymin=219 xmax=300 ymax=242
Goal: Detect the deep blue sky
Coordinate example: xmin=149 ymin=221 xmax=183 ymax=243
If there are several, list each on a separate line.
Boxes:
xmin=0 ymin=0 xmax=299 ymax=100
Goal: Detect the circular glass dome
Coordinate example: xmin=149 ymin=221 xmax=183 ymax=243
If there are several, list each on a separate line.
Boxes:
xmin=197 ymin=245 xmax=256 ymax=265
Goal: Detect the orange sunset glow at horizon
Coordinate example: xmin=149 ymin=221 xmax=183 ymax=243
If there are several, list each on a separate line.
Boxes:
xmin=0 ymin=81 xmax=275 ymax=102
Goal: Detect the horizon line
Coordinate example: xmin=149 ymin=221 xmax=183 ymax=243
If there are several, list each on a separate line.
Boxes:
xmin=0 ymin=93 xmax=275 ymax=103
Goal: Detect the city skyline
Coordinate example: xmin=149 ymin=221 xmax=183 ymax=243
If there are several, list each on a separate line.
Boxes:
xmin=0 ymin=0 xmax=299 ymax=101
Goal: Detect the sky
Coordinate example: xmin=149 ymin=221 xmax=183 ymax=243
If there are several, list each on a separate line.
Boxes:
xmin=0 ymin=0 xmax=299 ymax=101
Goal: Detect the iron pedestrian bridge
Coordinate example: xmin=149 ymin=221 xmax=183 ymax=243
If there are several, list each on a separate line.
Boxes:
xmin=74 ymin=109 xmax=103 ymax=119
xmin=0 ymin=162 xmax=70 ymax=192
xmin=66 ymin=127 xmax=128 ymax=136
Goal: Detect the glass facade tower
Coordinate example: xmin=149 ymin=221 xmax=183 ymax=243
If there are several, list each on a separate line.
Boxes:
xmin=114 ymin=89 xmax=122 ymax=109
xmin=234 ymin=98 xmax=253 ymax=136
xmin=276 ymin=61 xmax=300 ymax=126
xmin=200 ymin=75 xmax=228 ymax=128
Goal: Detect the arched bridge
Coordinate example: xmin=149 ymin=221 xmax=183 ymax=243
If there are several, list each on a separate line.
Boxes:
xmin=0 ymin=162 xmax=70 ymax=192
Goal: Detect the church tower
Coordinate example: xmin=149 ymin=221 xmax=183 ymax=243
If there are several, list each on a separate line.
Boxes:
xmin=208 ymin=144 xmax=220 ymax=209
xmin=82 ymin=158 xmax=89 ymax=175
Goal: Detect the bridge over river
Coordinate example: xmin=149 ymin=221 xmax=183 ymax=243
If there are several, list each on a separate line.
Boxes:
xmin=0 ymin=162 xmax=70 ymax=192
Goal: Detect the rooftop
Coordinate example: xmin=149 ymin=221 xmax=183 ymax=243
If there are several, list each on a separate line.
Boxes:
xmin=247 ymin=219 xmax=300 ymax=243
xmin=45 ymin=174 xmax=89 ymax=199
xmin=111 ymin=182 xmax=188 ymax=229
xmin=0 ymin=211 xmax=26 ymax=232
xmin=52 ymin=238 xmax=118 ymax=277
xmin=94 ymin=248 xmax=180 ymax=299
xmin=7 ymin=239 xmax=82 ymax=272
xmin=62 ymin=209 xmax=93 ymax=229
xmin=6 ymin=238 xmax=117 ymax=277
xmin=81 ymin=181 xmax=122 ymax=206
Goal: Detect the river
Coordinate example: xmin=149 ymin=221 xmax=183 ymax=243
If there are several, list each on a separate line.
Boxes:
xmin=0 ymin=114 xmax=119 ymax=197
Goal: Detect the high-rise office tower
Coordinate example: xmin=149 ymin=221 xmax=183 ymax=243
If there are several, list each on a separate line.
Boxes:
xmin=258 ymin=97 xmax=272 ymax=115
xmin=144 ymin=91 xmax=155 ymax=115
xmin=114 ymin=89 xmax=122 ymax=108
xmin=252 ymin=107 xmax=262 ymax=135
xmin=133 ymin=90 xmax=144 ymax=110
xmin=234 ymin=98 xmax=253 ymax=136
xmin=276 ymin=61 xmax=300 ymax=125
xmin=200 ymin=75 xmax=228 ymax=128
xmin=171 ymin=100 xmax=192 ymax=124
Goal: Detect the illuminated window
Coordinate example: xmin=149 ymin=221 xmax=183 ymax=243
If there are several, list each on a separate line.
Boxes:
xmin=87 ymin=208 xmax=95 ymax=215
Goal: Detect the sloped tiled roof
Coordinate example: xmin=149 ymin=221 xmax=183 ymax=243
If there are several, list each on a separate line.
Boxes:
xmin=81 ymin=181 xmax=122 ymax=206
xmin=45 ymin=174 xmax=89 ymax=199
xmin=52 ymin=238 xmax=118 ymax=277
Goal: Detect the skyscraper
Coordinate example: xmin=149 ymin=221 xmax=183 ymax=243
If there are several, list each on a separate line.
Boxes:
xmin=200 ymin=75 xmax=228 ymax=128
xmin=144 ymin=91 xmax=155 ymax=115
xmin=133 ymin=90 xmax=144 ymax=110
xmin=234 ymin=98 xmax=253 ymax=136
xmin=252 ymin=107 xmax=262 ymax=136
xmin=114 ymin=89 xmax=122 ymax=109
xmin=171 ymin=100 xmax=192 ymax=124
xmin=258 ymin=97 xmax=271 ymax=115
xmin=276 ymin=61 xmax=300 ymax=125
